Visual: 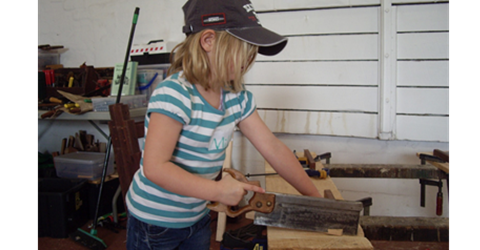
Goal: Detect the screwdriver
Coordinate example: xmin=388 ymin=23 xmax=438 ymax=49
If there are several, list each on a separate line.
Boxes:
xmin=246 ymin=168 xmax=330 ymax=179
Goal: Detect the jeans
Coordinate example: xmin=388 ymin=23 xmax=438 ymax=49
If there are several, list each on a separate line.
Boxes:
xmin=126 ymin=213 xmax=211 ymax=250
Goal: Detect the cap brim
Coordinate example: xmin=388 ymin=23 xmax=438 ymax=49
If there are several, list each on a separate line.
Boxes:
xmin=226 ymin=26 xmax=288 ymax=56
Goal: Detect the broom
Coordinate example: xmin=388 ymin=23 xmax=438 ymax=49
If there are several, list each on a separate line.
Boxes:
xmin=70 ymin=7 xmax=140 ymax=250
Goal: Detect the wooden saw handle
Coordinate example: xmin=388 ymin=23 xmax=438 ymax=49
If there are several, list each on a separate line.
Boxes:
xmin=207 ymin=168 xmax=275 ymax=218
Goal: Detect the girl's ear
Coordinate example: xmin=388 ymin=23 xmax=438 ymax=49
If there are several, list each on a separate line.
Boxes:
xmin=200 ymin=29 xmax=216 ymax=52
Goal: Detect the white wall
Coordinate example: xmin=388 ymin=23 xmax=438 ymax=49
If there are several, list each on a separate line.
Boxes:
xmin=38 ymin=0 xmax=449 ymax=217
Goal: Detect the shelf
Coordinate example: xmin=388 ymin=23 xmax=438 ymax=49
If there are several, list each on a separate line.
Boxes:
xmin=38 ymin=107 xmax=147 ymax=121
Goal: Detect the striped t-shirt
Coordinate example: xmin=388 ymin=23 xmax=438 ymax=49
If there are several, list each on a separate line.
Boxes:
xmin=126 ymin=71 xmax=256 ymax=228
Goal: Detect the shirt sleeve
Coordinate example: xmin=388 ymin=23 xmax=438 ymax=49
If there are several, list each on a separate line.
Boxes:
xmin=240 ymin=90 xmax=257 ymax=121
xmin=147 ymin=80 xmax=192 ymax=125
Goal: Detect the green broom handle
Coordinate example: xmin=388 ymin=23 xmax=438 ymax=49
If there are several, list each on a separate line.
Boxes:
xmin=115 ymin=7 xmax=140 ymax=103
xmin=92 ymin=7 xmax=140 ymax=234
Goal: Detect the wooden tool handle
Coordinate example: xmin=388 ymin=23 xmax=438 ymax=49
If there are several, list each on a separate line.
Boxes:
xmin=40 ymin=110 xmax=55 ymax=119
xmin=304 ymin=149 xmax=316 ymax=169
xmin=436 ymin=192 xmax=443 ymax=216
xmin=207 ymin=169 xmax=275 ymax=217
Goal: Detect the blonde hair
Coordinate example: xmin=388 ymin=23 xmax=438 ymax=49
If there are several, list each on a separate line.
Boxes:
xmin=168 ymin=30 xmax=258 ymax=93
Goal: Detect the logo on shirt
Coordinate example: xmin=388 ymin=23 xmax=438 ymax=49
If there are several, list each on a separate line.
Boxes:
xmin=208 ymin=124 xmax=234 ymax=150
xmin=212 ymin=136 xmax=230 ymax=150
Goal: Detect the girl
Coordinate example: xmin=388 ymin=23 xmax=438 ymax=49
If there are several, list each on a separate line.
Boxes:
xmin=126 ymin=1 xmax=321 ymax=249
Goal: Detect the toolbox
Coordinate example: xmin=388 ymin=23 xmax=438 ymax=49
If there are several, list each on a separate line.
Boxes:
xmin=44 ymin=66 xmax=98 ymax=99
xmin=130 ymin=40 xmax=170 ymax=65
xmin=38 ymin=178 xmax=89 ymax=238
xmin=54 ymin=152 xmax=114 ymax=181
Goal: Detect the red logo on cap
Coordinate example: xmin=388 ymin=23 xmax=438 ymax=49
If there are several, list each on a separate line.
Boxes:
xmin=202 ymin=13 xmax=226 ymax=26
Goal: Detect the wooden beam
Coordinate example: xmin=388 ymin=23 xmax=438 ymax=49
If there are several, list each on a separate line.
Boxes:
xmin=215 ymin=140 xmax=233 ymax=242
xmin=264 ymin=161 xmax=373 ymax=250
xmin=326 ymin=164 xmax=447 ymax=179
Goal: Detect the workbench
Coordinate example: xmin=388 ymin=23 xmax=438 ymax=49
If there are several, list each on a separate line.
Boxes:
xmin=263 ymin=161 xmax=374 ymax=250
xmin=326 ymin=164 xmax=447 ymax=179
xmin=38 ymin=107 xmax=146 ymax=139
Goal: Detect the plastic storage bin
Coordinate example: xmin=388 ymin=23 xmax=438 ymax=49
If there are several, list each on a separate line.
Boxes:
xmin=38 ymin=49 xmax=60 ymax=70
xmin=54 ymin=152 xmax=114 ymax=181
xmin=38 ymin=178 xmax=89 ymax=238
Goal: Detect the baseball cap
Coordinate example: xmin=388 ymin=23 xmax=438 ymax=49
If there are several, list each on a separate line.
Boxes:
xmin=182 ymin=0 xmax=288 ymax=56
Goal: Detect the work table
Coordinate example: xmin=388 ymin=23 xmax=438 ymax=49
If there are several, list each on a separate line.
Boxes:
xmin=38 ymin=107 xmax=147 ymax=121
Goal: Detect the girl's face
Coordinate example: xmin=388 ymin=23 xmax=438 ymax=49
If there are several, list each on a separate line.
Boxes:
xmin=228 ymin=60 xmax=237 ymax=81
xmin=228 ymin=54 xmax=254 ymax=81
xmin=198 ymin=29 xmax=258 ymax=92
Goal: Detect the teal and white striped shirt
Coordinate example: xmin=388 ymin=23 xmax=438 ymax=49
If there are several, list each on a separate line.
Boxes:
xmin=126 ymin=71 xmax=256 ymax=228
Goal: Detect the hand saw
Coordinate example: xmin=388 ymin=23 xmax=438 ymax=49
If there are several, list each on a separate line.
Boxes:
xmin=207 ymin=169 xmax=363 ymax=235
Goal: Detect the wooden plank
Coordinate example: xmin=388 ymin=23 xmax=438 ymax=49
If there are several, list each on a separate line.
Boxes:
xmin=108 ymin=104 xmax=142 ymax=207
xmin=256 ymin=34 xmax=378 ymax=61
xmin=264 ymin=161 xmax=373 ymax=250
xmin=393 ymin=0 xmax=449 ymax=4
xmin=257 ymin=110 xmax=378 ymax=138
xmin=249 ymin=86 xmax=378 ymax=112
xmin=245 ymin=61 xmax=378 ymax=85
xmin=215 ymin=140 xmax=233 ymax=242
xmin=253 ymin=0 xmax=380 ymax=11
xmin=397 ymin=61 xmax=449 ymax=87
xmin=259 ymin=6 xmax=379 ymax=35
xmin=427 ymin=161 xmax=449 ymax=174
xmin=360 ymin=216 xmax=449 ymax=241
xmin=327 ymin=164 xmax=448 ymax=179
xmin=397 ymin=88 xmax=449 ymax=115
xmin=396 ymin=3 xmax=449 ymax=32
xmin=416 ymin=152 xmax=449 ymax=174
xmin=396 ymin=115 xmax=448 ymax=142
xmin=397 ymin=33 xmax=449 ymax=59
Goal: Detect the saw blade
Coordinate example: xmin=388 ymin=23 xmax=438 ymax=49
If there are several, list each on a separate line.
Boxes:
xmin=253 ymin=192 xmax=363 ymax=235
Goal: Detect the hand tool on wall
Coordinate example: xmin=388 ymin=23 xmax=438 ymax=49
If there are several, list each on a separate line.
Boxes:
xmin=208 ymin=169 xmax=363 ymax=236
xmin=70 ymin=7 xmax=140 ymax=250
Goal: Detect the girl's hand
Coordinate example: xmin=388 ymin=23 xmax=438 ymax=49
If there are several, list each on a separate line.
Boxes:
xmin=216 ymin=173 xmax=265 ymax=206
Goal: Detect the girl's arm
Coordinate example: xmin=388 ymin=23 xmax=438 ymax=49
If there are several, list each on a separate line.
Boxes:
xmin=142 ymin=112 xmax=265 ymax=206
xmin=238 ymin=110 xmax=322 ymax=198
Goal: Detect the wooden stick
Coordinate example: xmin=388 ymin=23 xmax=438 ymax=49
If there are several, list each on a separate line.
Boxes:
xmin=215 ymin=140 xmax=233 ymax=242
